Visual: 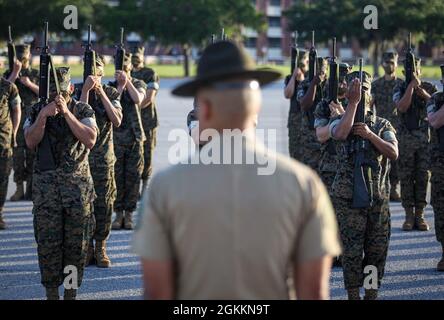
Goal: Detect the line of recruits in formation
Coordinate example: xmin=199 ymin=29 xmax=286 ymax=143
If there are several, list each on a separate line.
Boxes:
xmin=0 ymin=41 xmax=159 ymax=299
xmin=282 ymin=44 xmax=444 ymax=298
xmin=0 ymin=33 xmax=443 ymax=301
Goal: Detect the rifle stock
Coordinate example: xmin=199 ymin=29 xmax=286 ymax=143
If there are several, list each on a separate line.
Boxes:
xmin=308 ymin=30 xmax=317 ymax=82
xmin=351 ymin=58 xmax=371 ymax=208
xmin=7 ymin=25 xmax=16 ymax=73
xmin=328 ymin=37 xmax=338 ymax=104
xmin=35 ymin=22 xmax=59 ymax=172
xmin=115 ymin=27 xmax=125 ymax=71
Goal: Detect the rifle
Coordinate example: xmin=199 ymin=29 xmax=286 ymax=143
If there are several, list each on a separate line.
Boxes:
xmin=351 ymin=58 xmax=372 ymax=208
xmin=35 ymin=22 xmax=60 ymax=172
xmin=308 ymin=30 xmax=317 ymax=82
xmin=7 ymin=25 xmax=16 ymax=73
xmin=115 ymin=27 xmax=125 ymax=71
xmin=328 ymin=37 xmax=338 ymax=104
xmin=403 ymin=32 xmax=421 ymax=130
xmin=438 ymin=65 xmax=444 ymax=151
xmin=83 ymin=24 xmax=96 ymax=82
xmin=211 ymin=34 xmax=216 ymax=44
xmin=290 ymin=31 xmax=299 ymax=75
xmin=405 ymin=33 xmax=416 ymax=86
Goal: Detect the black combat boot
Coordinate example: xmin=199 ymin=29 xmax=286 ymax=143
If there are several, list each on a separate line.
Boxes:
xmin=111 ymin=211 xmax=124 ymax=230
xmin=0 ymin=210 xmax=5 ymax=230
xmin=364 ymin=289 xmax=378 ymax=300
xmin=24 ymin=179 xmax=32 ymax=201
xmin=86 ymin=239 xmax=95 ymax=266
xmin=415 ymin=208 xmax=430 ymax=231
xmin=124 ymin=211 xmax=134 ymax=230
xmin=438 ymin=243 xmax=444 ymax=272
xmin=347 ymin=288 xmax=361 ymax=300
xmin=64 ymin=289 xmax=77 ymax=300
xmin=46 ymin=287 xmax=59 ymax=300
xmin=402 ymin=208 xmax=415 ymax=231
xmin=10 ymin=183 xmax=24 ymax=201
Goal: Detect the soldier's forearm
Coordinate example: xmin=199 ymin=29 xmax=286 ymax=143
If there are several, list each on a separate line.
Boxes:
xmin=428 ymin=107 xmax=444 ymax=129
xmin=25 ymin=112 xmax=47 ymax=150
xmin=63 ymin=111 xmax=97 ymax=149
xmin=332 ymin=102 xmax=357 ymax=140
xmin=299 ymin=82 xmax=316 ymax=111
xmin=100 ymin=93 xmax=122 ymax=127
xmin=368 ymin=133 xmax=398 ymax=160
xmin=141 ymin=89 xmax=156 ymax=109
xmin=126 ymin=81 xmax=144 ymax=105
xmin=27 ymin=82 xmax=39 ymax=95
xmin=284 ymin=77 xmax=296 ymax=99
xmin=316 ymin=126 xmax=330 ymax=144
xmin=397 ymin=85 xmax=415 ymax=113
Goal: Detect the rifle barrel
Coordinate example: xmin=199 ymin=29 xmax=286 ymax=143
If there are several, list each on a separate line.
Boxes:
xmin=88 ymin=24 xmax=92 ymax=44
xmin=120 ymin=27 xmax=124 ymax=45
xmin=332 ymin=37 xmax=336 ymax=58
xmin=359 ymin=58 xmax=363 ymax=83
xmin=311 ymin=30 xmax=315 ymax=48
xmin=8 ymin=26 xmax=12 ymax=42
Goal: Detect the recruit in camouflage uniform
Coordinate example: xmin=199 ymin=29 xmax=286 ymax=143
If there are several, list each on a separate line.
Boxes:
xmin=314 ymin=62 xmax=352 ymax=193
xmin=426 ymin=71 xmax=444 ymax=271
xmin=296 ymin=57 xmax=328 ymax=171
xmin=130 ymin=46 xmax=160 ymax=194
xmin=284 ymin=51 xmax=308 ymax=160
xmin=330 ymin=71 xmax=398 ymax=300
xmin=110 ymin=52 xmax=147 ymax=230
xmin=371 ymin=52 xmax=403 ymax=202
xmin=393 ymin=57 xmax=438 ymax=231
xmin=3 ymin=44 xmax=39 ymax=201
xmin=76 ymin=55 xmax=123 ymax=268
xmin=24 ymin=67 xmax=97 ymax=300
xmin=0 ymin=77 xmax=21 ymax=230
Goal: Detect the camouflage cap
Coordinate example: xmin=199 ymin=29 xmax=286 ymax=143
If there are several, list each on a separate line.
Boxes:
xmin=95 ymin=54 xmax=105 ymax=68
xmin=382 ymin=51 xmax=398 ymax=63
xmin=15 ymin=44 xmax=31 ymax=59
xmin=131 ymin=46 xmax=145 ymax=57
xmin=339 ymin=62 xmax=352 ymax=80
xmin=50 ymin=67 xmax=71 ymax=91
xmin=346 ymin=70 xmax=372 ymax=90
xmin=123 ymin=52 xmax=132 ymax=67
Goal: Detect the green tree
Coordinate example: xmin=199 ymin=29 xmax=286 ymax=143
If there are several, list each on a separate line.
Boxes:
xmin=284 ymin=0 xmax=444 ymax=77
xmin=139 ymin=0 xmax=265 ymax=76
xmin=0 ymin=0 xmax=104 ymax=39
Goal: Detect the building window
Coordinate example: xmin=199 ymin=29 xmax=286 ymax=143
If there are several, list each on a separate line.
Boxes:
xmin=245 ymin=37 xmax=256 ymax=48
xmin=269 ymin=0 xmax=281 ymax=7
xmin=268 ymin=17 xmax=281 ymax=27
xmin=268 ymin=37 xmax=281 ymax=48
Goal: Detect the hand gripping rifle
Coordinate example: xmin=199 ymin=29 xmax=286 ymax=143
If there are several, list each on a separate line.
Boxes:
xmin=115 ymin=27 xmax=125 ymax=71
xmin=403 ymin=32 xmax=421 ymax=130
xmin=83 ymin=24 xmax=96 ymax=82
xmin=308 ymin=30 xmax=317 ymax=82
xmin=351 ymin=59 xmax=373 ymax=208
xmin=328 ymin=37 xmax=339 ymax=105
xmin=35 ymin=22 xmax=60 ymax=172
xmin=7 ymin=26 xmax=16 ymax=74
xmin=290 ymin=31 xmax=299 ymax=76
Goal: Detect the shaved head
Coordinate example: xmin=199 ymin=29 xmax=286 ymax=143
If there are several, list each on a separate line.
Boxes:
xmin=196 ymin=79 xmax=261 ymax=133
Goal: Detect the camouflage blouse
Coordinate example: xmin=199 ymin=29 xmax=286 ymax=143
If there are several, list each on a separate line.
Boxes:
xmin=25 ymin=99 xmax=97 ymax=174
xmin=371 ymin=76 xmax=403 ymax=129
xmin=0 ymin=78 xmax=20 ymax=151
xmin=426 ymin=91 xmax=444 ymax=163
xmin=132 ymin=67 xmax=160 ymax=131
xmin=329 ymin=111 xmax=397 ymax=201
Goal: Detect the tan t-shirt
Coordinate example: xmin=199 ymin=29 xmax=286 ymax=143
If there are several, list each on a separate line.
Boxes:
xmin=132 ymin=132 xmax=341 ymax=299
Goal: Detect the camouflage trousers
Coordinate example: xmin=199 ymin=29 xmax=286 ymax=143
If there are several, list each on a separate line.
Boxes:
xmin=12 ymin=135 xmax=35 ymax=185
xmin=333 ymin=197 xmax=391 ymax=289
xmin=89 ymin=154 xmax=117 ymax=241
xmin=287 ymin=112 xmax=302 ymax=161
xmin=431 ymin=158 xmax=444 ymax=245
xmin=389 ymin=158 xmax=399 ymax=188
xmin=32 ymin=171 xmax=95 ymax=289
xmin=320 ymin=170 xmax=336 ymax=197
xmin=114 ymin=142 xmax=144 ymax=213
xmin=142 ymin=128 xmax=157 ymax=182
xmin=299 ymin=132 xmax=322 ymax=172
xmin=0 ymin=148 xmax=12 ymax=210
xmin=398 ymin=132 xmax=430 ymax=210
